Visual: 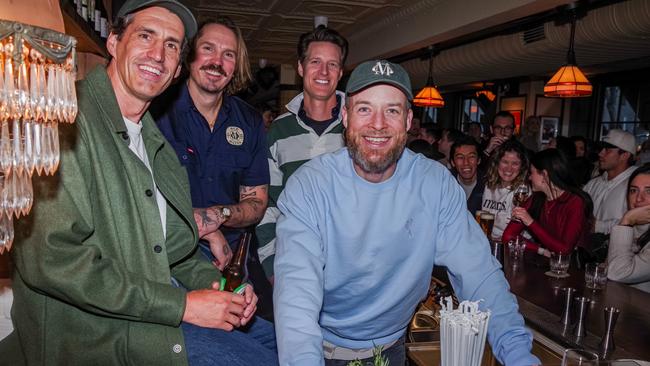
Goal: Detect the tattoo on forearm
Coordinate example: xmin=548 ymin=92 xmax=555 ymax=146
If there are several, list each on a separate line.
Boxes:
xmin=240 ymin=186 xmax=258 ymax=200
xmin=208 ymin=207 xmax=225 ymax=222
xmin=198 ymin=209 xmax=214 ymax=227
xmin=223 ymin=244 xmax=231 ymax=257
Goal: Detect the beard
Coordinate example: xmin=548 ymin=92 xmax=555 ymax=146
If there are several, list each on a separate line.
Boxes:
xmin=192 ymin=63 xmax=231 ymax=94
xmin=346 ymin=128 xmax=407 ymax=175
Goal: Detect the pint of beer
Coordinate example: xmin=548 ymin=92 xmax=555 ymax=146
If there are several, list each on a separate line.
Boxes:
xmin=479 ymin=212 xmax=495 ymax=239
xmin=474 ymin=210 xmax=485 ymax=223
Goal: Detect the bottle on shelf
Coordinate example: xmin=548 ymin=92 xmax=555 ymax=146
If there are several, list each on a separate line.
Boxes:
xmin=81 ymin=0 xmax=89 ymax=22
xmin=88 ymin=0 xmax=96 ymax=25
xmin=223 ymin=231 xmax=251 ymax=293
xmin=94 ymin=0 xmax=103 ymax=34
xmin=100 ymin=1 xmax=109 ymax=39
xmin=75 ymin=0 xmax=83 ymax=18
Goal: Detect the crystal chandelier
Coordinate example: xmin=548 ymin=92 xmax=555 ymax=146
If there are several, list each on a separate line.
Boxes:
xmin=0 ymin=19 xmax=77 ymax=252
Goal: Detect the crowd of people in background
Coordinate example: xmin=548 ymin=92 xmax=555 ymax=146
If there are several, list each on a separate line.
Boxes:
xmin=407 ymin=111 xmax=650 ymax=293
xmin=2 ymin=1 xmax=648 ymax=364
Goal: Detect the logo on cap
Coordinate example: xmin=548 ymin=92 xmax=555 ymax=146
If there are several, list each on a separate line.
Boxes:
xmin=371 ymin=61 xmax=393 ymax=77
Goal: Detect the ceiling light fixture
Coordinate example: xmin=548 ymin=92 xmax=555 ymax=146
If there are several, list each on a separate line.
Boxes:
xmin=544 ymin=4 xmax=592 ymax=98
xmin=413 ymin=46 xmax=444 ymax=108
xmin=314 ymin=16 xmax=328 ymax=29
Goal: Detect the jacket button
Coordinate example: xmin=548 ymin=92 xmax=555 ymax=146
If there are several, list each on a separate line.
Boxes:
xmin=154 ymin=245 xmax=162 ymax=253
xmin=145 ymin=189 xmax=153 ymax=197
xmin=173 ymin=344 xmax=182 ymax=353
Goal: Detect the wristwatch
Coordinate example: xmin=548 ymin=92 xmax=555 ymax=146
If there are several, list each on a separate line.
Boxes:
xmin=221 ymin=206 xmax=231 ymax=222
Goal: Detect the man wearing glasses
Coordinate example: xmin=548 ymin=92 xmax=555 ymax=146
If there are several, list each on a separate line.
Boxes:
xmin=483 ymin=111 xmax=516 ymax=158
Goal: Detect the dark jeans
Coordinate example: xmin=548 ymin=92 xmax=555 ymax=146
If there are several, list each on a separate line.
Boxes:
xmin=182 ymin=317 xmax=278 ymax=366
xmin=324 ymin=335 xmax=406 ymax=366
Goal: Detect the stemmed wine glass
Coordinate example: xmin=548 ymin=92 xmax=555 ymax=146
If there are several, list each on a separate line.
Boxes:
xmin=513 ymin=185 xmax=530 ymax=207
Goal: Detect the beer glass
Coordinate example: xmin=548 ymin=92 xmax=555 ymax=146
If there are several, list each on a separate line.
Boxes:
xmin=474 ymin=210 xmax=485 ymax=223
xmin=479 ymin=212 xmax=494 ymax=239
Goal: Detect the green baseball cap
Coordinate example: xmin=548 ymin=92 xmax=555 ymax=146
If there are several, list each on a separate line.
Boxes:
xmin=346 ymin=60 xmax=413 ymax=100
xmin=116 ymin=0 xmax=198 ymax=40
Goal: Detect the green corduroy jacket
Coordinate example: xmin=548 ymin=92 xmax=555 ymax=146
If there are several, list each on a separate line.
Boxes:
xmin=0 ymin=67 xmax=220 ymax=365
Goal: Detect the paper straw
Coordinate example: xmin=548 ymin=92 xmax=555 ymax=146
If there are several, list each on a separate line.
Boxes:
xmin=439 ymin=297 xmax=491 ymax=366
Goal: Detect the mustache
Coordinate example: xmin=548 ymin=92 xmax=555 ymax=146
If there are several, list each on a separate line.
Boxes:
xmin=200 ymin=64 xmax=228 ymax=77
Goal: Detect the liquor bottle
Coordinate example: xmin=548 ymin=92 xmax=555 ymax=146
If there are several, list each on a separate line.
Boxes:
xmin=76 ymin=0 xmax=83 ymax=18
xmin=223 ymin=232 xmax=251 ymax=292
xmin=94 ymin=0 xmax=104 ymax=34
xmin=88 ymin=0 xmax=96 ymax=24
xmin=100 ymin=1 xmax=109 ymax=39
xmin=81 ymin=0 xmax=89 ymax=22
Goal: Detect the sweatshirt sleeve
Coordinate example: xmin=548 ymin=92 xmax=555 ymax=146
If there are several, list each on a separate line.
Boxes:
xmin=273 ymin=171 xmax=326 ymax=366
xmin=435 ymin=173 xmax=540 ymax=366
xmin=608 ymin=225 xmax=650 ymax=283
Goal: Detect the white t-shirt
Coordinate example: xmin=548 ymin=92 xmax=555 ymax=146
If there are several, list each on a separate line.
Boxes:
xmin=124 ymin=117 xmax=167 ymax=238
xmin=481 ymin=186 xmax=514 ymax=240
xmin=584 ymin=166 xmax=636 ymax=234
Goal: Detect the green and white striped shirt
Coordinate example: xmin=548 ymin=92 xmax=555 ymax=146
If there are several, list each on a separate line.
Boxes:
xmin=256 ymin=91 xmax=346 ymax=277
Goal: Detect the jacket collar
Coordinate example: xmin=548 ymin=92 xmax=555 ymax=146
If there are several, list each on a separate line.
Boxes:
xmin=84 ymin=66 xmax=129 ymax=136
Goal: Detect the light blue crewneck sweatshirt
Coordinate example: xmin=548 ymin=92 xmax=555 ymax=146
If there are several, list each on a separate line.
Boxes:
xmin=274 ymin=148 xmax=539 ymax=366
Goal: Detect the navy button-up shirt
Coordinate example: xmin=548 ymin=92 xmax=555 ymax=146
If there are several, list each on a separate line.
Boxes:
xmin=157 ymin=83 xmax=269 ymax=247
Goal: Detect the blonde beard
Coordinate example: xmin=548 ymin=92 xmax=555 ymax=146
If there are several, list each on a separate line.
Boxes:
xmin=346 ymin=129 xmax=407 ymax=175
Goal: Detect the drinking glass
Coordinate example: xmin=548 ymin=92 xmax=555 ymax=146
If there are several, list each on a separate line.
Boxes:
xmin=561 ymin=348 xmax=599 ymax=365
xmin=474 ymin=210 xmax=485 ymax=223
xmin=507 ymin=236 xmax=526 ymax=263
xmin=548 ymin=252 xmax=571 ymax=278
xmin=585 ymin=262 xmax=608 ymax=290
xmin=479 ymin=212 xmax=494 ymax=239
xmin=513 ymin=185 xmax=530 ymax=207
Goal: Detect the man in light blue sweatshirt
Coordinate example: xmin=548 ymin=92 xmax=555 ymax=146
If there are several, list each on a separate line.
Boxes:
xmin=273 ymin=60 xmax=540 ymax=366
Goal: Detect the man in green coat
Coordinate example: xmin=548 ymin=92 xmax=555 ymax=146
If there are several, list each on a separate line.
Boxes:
xmin=0 ymin=0 xmax=277 ymax=365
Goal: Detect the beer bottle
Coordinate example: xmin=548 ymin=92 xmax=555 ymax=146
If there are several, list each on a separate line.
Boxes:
xmin=223 ymin=232 xmax=251 ymax=292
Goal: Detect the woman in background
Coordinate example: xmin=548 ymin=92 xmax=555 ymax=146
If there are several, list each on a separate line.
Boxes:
xmin=502 ymin=149 xmax=593 ymax=256
xmin=481 ymin=140 xmax=529 ymax=240
xmin=607 ymin=164 xmax=650 ymax=293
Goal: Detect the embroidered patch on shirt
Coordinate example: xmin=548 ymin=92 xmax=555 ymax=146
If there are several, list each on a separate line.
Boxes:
xmin=226 ymin=126 xmax=244 ymax=146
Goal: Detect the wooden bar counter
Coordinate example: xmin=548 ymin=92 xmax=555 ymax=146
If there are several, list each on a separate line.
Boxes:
xmin=502 ymin=252 xmax=650 ymax=362
xmin=409 ymin=253 xmax=650 ymax=365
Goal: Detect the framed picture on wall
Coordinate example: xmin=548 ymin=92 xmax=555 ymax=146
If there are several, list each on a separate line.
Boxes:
xmin=541 ymin=116 xmax=559 ymax=143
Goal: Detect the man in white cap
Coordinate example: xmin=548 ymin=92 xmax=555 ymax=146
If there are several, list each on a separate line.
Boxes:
xmin=584 ymin=129 xmax=638 ymax=234
xmin=273 ymin=60 xmax=539 ymax=366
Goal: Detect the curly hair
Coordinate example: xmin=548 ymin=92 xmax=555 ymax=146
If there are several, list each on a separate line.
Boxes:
xmin=485 ymin=140 xmax=529 ymax=190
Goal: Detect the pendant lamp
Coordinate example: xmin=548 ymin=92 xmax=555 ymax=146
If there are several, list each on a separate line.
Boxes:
xmin=414 ymin=46 xmax=444 ymax=108
xmin=544 ymin=7 xmax=592 ymax=97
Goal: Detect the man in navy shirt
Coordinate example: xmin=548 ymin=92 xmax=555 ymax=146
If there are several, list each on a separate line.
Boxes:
xmin=157 ymin=18 xmax=269 ymax=269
